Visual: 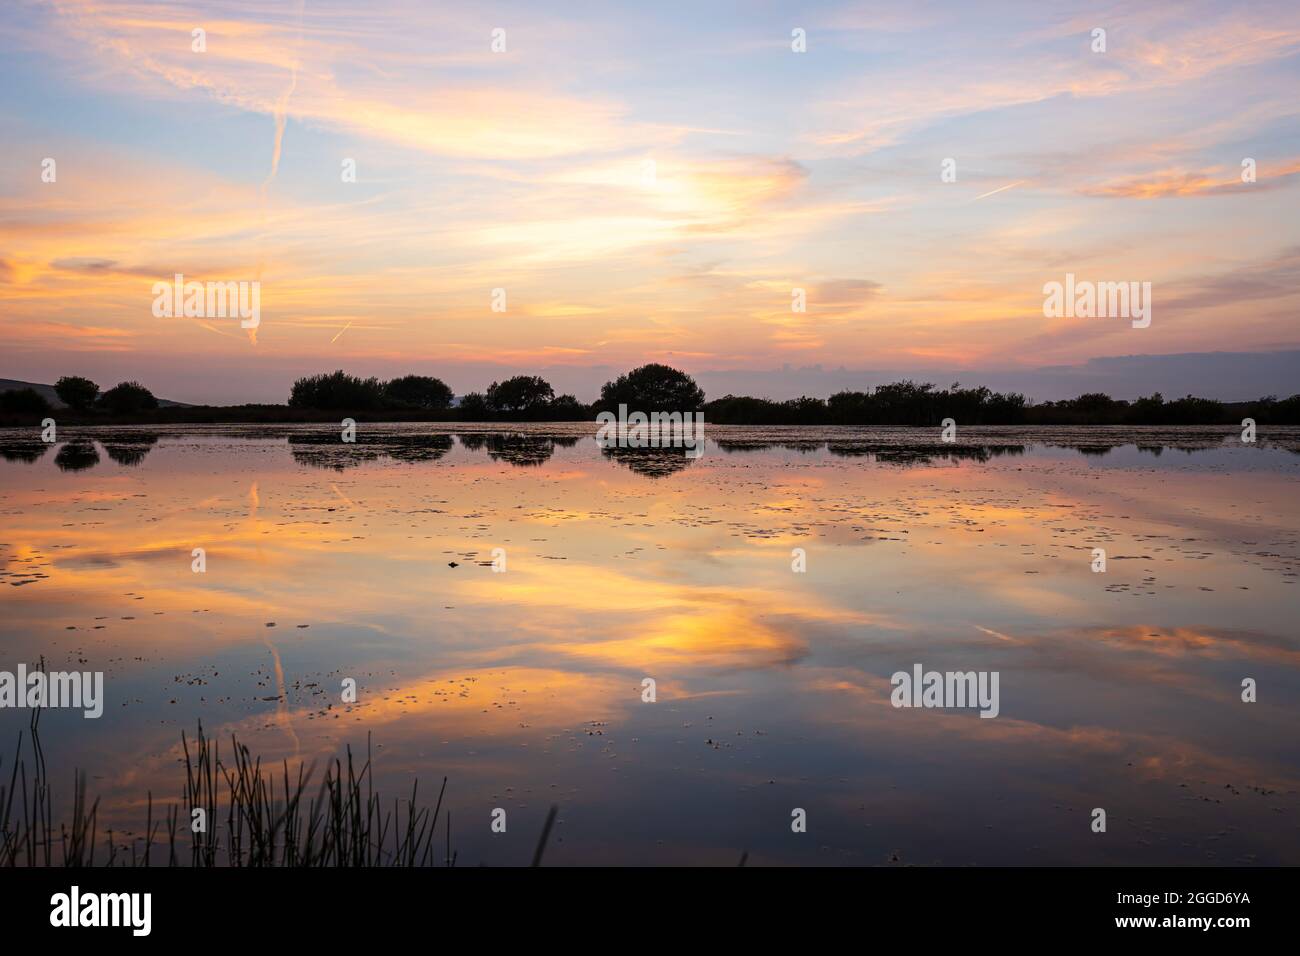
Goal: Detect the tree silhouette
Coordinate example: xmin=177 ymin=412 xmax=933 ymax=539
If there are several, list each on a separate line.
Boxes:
xmin=598 ymin=364 xmax=705 ymax=412
xmin=486 ymin=376 xmax=554 ymax=414
xmin=54 ymin=375 xmax=99 ymax=410
xmin=98 ymin=381 xmax=158 ymax=413
xmin=288 ymin=370 xmax=384 ymax=409
xmin=383 ymin=375 xmax=454 ymax=410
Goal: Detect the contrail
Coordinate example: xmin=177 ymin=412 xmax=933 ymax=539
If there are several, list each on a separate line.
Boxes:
xmin=969 ymin=180 xmax=1025 ymax=202
xmin=260 ymin=68 xmax=299 ymax=199
xmin=196 ymin=319 xmax=235 ymax=337
xmin=251 ymin=0 xmax=307 ymax=346
xmin=248 ymin=474 xmax=299 ymax=752
xmin=330 ymin=320 xmax=352 ymax=343
xmin=261 ymin=638 xmax=301 ymax=754
xmin=973 ymin=624 xmax=1021 ymax=644
xmin=260 ymin=0 xmax=305 ymax=200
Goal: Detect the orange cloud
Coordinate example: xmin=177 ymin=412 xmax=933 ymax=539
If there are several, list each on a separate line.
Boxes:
xmin=1080 ymin=160 xmax=1300 ymax=198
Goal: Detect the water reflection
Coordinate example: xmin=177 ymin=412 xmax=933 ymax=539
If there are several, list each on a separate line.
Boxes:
xmin=824 ymin=443 xmax=1026 ymax=464
xmin=102 ymin=434 xmax=160 ymax=466
xmin=288 ymin=432 xmax=454 ymax=469
xmin=2 ymin=434 xmax=162 ymax=469
xmin=599 ymin=443 xmax=700 ymax=477
xmin=2 ymin=423 xmax=1299 ymax=864
xmin=3 ymin=425 xmax=1297 ymax=475
xmin=482 ymin=433 xmax=578 ymax=467
xmin=0 ymin=441 xmax=50 ymax=464
xmin=714 ymin=439 xmax=823 ymax=454
xmin=54 ymin=440 xmax=100 ymax=471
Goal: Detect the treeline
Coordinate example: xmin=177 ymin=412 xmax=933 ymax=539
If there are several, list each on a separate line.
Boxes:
xmin=707 ymin=382 xmax=1026 ymax=426
xmin=0 ymin=376 xmax=158 ymax=417
xmin=704 ymin=384 xmax=1300 ymax=426
xmin=5 ymin=365 xmax=1299 ymax=425
xmin=287 ymin=371 xmax=589 ymax=420
xmin=283 ymin=368 xmax=1300 ymax=425
xmin=285 ymin=364 xmax=706 ymax=421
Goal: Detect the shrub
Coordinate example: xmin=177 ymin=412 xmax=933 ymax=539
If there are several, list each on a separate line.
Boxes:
xmin=382 ymin=375 xmax=454 ymax=410
xmin=486 ymin=376 xmax=555 ymax=414
xmin=456 ymin=392 xmax=490 ymax=418
xmin=546 ymin=394 xmax=590 ymax=420
xmin=288 ymin=370 xmax=384 ymax=409
xmin=0 ymin=387 xmax=53 ymax=416
xmin=98 ymin=381 xmax=158 ymax=414
xmin=54 ymin=375 xmax=99 ymax=410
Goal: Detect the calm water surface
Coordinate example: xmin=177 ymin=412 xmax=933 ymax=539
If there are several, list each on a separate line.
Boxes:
xmin=2 ymin=424 xmax=1298 ymax=865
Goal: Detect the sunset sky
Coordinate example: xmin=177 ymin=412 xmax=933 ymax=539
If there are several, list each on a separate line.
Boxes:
xmin=2 ymin=0 xmax=1298 ymax=404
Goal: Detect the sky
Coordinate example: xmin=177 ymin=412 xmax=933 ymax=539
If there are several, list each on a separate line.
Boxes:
xmin=1 ymin=0 xmax=1298 ymax=404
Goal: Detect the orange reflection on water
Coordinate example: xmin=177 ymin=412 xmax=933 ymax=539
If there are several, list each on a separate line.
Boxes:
xmin=2 ymin=426 xmax=1299 ymax=864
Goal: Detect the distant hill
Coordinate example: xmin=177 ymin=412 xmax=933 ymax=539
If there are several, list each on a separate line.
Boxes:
xmin=0 ymin=378 xmax=190 ymax=408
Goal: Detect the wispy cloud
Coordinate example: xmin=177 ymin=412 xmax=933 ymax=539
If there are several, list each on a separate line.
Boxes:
xmin=1 ymin=0 xmax=1298 ymax=394
xmin=1079 ymin=159 xmax=1300 ymax=198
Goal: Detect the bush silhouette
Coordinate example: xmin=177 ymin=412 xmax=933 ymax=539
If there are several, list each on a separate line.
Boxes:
xmin=54 ymin=375 xmax=99 ymax=410
xmin=456 ymin=391 xmax=490 ymax=417
xmin=598 ymin=364 xmax=705 ymax=412
xmin=383 ymin=375 xmax=454 ymax=410
xmin=0 ymin=387 xmax=52 ymax=416
xmin=289 ymin=370 xmax=384 ymax=409
xmin=486 ymin=376 xmax=555 ymax=414
xmin=98 ymin=381 xmax=158 ymax=413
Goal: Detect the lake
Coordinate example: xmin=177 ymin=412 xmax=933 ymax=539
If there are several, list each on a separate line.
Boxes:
xmin=2 ymin=423 xmax=1298 ymax=865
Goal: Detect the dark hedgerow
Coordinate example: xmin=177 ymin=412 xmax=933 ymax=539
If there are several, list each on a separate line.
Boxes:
xmin=19 ymin=366 xmax=1298 ymax=425
xmin=0 ymin=387 xmax=53 ymax=416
